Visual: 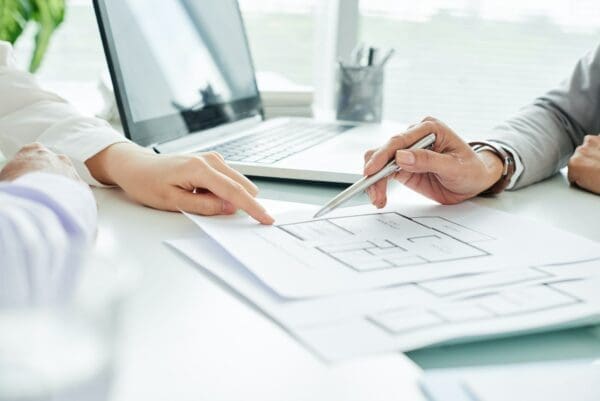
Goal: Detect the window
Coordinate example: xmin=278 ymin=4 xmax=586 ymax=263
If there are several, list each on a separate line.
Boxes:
xmin=13 ymin=0 xmax=598 ymax=136
xmin=239 ymin=0 xmax=316 ymax=86
xmin=359 ymin=0 xmax=600 ymax=136
xmin=14 ymin=0 xmax=318 ymax=87
xmin=12 ymin=0 xmax=105 ymax=83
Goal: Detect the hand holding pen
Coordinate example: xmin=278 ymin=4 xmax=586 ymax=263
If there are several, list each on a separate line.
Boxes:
xmin=362 ymin=117 xmax=508 ymax=208
xmin=315 ymin=116 xmax=511 ymax=218
xmin=314 ymin=133 xmax=436 ymax=218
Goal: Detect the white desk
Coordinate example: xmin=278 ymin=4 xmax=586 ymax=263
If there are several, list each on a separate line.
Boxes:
xmin=95 ymin=169 xmax=600 ymax=400
xmin=94 ymin=185 xmax=424 ymax=401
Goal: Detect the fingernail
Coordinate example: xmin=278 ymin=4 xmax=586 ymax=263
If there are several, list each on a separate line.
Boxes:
xmin=222 ymin=201 xmax=236 ymax=214
xmin=365 ymin=160 xmax=373 ymax=171
xmin=261 ymin=213 xmax=275 ymax=225
xmin=396 ymin=150 xmax=415 ymax=165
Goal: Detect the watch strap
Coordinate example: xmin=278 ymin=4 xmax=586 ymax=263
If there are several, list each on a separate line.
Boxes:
xmin=468 ymin=141 xmax=516 ymax=195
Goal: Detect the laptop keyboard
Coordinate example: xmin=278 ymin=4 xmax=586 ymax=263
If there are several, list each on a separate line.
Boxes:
xmin=202 ymin=121 xmax=353 ymax=165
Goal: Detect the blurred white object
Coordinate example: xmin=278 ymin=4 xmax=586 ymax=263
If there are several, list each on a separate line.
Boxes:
xmin=0 ymin=259 xmax=137 ymax=401
xmin=41 ymin=81 xmax=105 ymax=119
xmin=97 ymin=71 xmax=121 ymax=123
xmin=0 ymin=309 xmax=110 ymax=401
xmin=256 ymin=71 xmax=313 ymax=118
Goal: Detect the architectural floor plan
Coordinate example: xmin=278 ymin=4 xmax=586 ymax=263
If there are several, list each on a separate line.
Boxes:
xmin=186 ymin=200 xmax=600 ymax=298
xmin=169 ymin=233 xmax=600 ymax=361
xmin=174 ymin=198 xmax=600 ymax=361
xmin=278 ymin=213 xmax=492 ymax=272
xmin=295 ymin=275 xmax=600 ymax=361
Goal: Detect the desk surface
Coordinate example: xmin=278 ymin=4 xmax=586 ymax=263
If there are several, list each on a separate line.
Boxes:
xmin=94 ymin=171 xmax=600 ymax=401
xmin=95 ymin=181 xmax=423 ymax=401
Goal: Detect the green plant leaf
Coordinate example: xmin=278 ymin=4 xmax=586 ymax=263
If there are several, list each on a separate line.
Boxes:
xmin=0 ymin=0 xmax=33 ymax=44
xmin=29 ymin=0 xmax=65 ymax=72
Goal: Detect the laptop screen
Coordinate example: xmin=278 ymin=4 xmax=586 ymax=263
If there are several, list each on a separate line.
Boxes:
xmin=94 ymin=0 xmax=263 ymax=147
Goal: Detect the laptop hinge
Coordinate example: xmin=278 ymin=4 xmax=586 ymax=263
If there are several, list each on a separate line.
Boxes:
xmin=153 ymin=115 xmax=263 ymax=154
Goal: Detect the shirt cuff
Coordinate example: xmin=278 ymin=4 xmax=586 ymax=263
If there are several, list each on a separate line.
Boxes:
xmin=41 ymin=120 xmax=130 ymax=187
xmin=69 ymin=127 xmax=130 ymax=187
xmin=487 ymin=141 xmax=524 ymax=190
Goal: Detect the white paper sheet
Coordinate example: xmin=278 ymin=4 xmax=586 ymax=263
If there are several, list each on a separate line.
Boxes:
xmin=185 ymin=198 xmax=600 ymax=298
xmin=421 ymin=361 xmax=600 ymax=401
xmin=166 ymin=233 xmax=600 ymax=361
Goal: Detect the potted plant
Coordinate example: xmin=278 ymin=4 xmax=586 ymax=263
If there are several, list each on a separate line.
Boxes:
xmin=0 ymin=0 xmax=66 ymax=72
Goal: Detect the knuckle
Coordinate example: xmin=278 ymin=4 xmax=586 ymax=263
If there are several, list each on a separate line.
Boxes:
xmin=578 ymin=145 xmax=592 ymax=157
xmin=421 ymin=120 xmax=437 ymax=132
xmin=235 ymin=182 xmax=246 ymax=192
xmin=421 ymin=116 xmax=437 ymax=123
xmin=420 ymin=150 xmax=431 ymax=164
xmin=568 ymin=155 xmax=576 ymax=165
xmin=23 ymin=142 xmax=45 ymax=151
xmin=188 ymin=156 xmax=208 ymax=169
xmin=588 ymin=135 xmax=600 ymax=146
xmin=569 ymin=154 xmax=584 ymax=169
xmin=229 ymin=181 xmax=245 ymax=195
xmin=204 ymin=151 xmax=222 ymax=162
xmin=248 ymin=185 xmax=259 ymax=197
xmin=389 ymin=134 xmax=407 ymax=148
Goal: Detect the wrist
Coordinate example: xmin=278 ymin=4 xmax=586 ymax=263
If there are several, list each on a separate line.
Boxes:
xmin=86 ymin=142 xmax=150 ymax=186
xmin=478 ymin=150 xmax=505 ymax=189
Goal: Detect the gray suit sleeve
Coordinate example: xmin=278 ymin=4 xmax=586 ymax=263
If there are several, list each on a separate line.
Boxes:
xmin=488 ymin=44 xmax=600 ymax=189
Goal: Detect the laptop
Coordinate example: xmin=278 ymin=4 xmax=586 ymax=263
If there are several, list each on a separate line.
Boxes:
xmin=93 ymin=0 xmax=399 ymax=183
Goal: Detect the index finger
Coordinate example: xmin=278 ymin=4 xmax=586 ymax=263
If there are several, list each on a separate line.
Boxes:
xmin=208 ymin=158 xmax=260 ymax=197
xmin=364 ymin=121 xmax=437 ymax=176
xmin=202 ymin=167 xmax=274 ymax=225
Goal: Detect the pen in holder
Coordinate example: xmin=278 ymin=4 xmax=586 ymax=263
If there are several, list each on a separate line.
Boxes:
xmin=336 ymin=45 xmax=393 ymax=123
xmin=336 ymin=64 xmax=384 ymax=123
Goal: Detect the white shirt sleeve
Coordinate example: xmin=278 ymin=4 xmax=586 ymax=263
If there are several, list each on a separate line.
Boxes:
xmin=0 ymin=41 xmax=129 ymax=186
xmin=0 ymin=173 xmax=97 ymax=306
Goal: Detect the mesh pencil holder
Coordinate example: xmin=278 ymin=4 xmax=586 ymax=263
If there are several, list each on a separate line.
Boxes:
xmin=336 ymin=64 xmax=384 ymax=123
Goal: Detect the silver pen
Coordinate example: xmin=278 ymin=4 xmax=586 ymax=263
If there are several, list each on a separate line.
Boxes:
xmin=313 ymin=133 xmax=437 ymax=218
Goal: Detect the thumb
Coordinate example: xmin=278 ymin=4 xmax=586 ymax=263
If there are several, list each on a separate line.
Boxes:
xmin=173 ymin=189 xmax=236 ymax=216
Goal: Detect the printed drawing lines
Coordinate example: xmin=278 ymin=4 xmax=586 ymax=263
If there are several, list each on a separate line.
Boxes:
xmin=367 ymin=283 xmax=582 ymax=336
xmin=277 ymin=212 xmax=492 ymax=273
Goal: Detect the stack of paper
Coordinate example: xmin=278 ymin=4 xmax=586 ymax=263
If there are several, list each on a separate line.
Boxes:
xmin=167 ymin=196 xmax=600 ymax=361
xmin=256 ymin=72 xmax=313 ymax=118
